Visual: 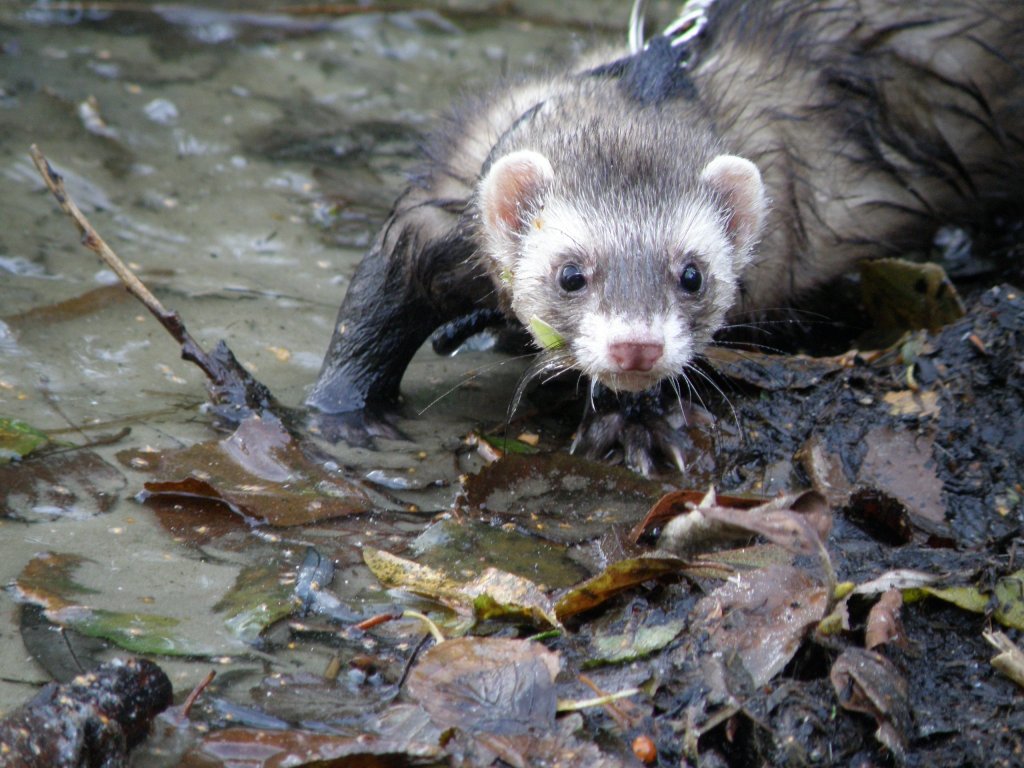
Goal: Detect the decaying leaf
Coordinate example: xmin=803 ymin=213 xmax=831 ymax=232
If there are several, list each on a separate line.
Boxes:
xmin=11 ymin=551 xmax=294 ymax=656
xmin=0 ymin=449 xmax=125 ymax=519
xmin=692 ymin=564 xmax=830 ymax=687
xmin=554 ymin=556 xmax=687 ymax=622
xmin=183 ymin=725 xmax=443 ymax=767
xmin=912 ymin=569 xmax=1024 ymax=631
xmin=131 ymin=414 xmax=373 ymax=526
xmin=460 ymin=451 xmax=665 ymax=543
xmin=363 ymin=547 xmax=560 ymax=629
xmin=865 ymin=588 xmax=906 ymax=650
xmin=830 ymin=646 xmax=911 ymax=762
xmin=984 ymin=630 xmax=1024 ymax=690
xmin=657 ymin=489 xmax=832 ymax=560
xmin=590 ymin=618 xmax=688 ymax=665
xmin=0 ymin=417 xmax=53 ymax=462
xmin=405 ymin=637 xmax=560 ymax=734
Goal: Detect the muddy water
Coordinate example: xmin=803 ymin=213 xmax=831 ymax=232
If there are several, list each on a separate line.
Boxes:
xmin=0 ymin=1 xmax=630 ymax=715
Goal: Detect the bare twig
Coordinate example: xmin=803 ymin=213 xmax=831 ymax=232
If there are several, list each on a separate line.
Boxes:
xmin=29 ymin=144 xmax=278 ymax=416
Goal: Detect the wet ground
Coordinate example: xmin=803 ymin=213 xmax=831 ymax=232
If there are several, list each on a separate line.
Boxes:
xmin=0 ymin=2 xmax=1022 ymax=767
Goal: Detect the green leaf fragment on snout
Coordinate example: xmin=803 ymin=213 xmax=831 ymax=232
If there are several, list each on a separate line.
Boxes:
xmin=529 ymin=316 xmax=565 ymax=350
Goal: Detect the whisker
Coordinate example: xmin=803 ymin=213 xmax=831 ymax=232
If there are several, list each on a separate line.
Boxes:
xmin=417 ymin=350 xmax=539 ymax=416
xmin=686 ymin=360 xmax=743 ymax=439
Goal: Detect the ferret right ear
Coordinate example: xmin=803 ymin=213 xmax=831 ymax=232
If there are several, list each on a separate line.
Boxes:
xmin=479 ymin=150 xmax=554 ymax=235
xmin=701 ymin=155 xmax=767 ymax=257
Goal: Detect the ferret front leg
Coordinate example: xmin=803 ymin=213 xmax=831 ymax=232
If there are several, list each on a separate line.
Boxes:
xmin=306 ymin=196 xmax=493 ymax=446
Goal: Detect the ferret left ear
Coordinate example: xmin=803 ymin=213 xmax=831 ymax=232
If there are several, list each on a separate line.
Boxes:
xmin=701 ymin=155 xmax=767 ymax=256
xmin=479 ymin=150 xmax=554 ymax=236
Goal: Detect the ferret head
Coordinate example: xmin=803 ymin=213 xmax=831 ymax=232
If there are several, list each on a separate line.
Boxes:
xmin=476 ymin=143 xmax=767 ymax=393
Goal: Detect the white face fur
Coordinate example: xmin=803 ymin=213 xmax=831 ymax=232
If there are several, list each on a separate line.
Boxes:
xmin=478 ymin=149 xmax=767 ymax=393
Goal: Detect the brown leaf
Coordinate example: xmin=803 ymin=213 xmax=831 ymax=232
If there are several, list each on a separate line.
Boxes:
xmin=865 ymin=588 xmax=906 ymax=650
xmin=132 ymin=415 xmax=373 ymax=527
xmin=184 ymin=726 xmax=442 ymax=767
xmin=405 ymin=637 xmax=559 ymax=735
xmin=658 ymin=490 xmax=832 ymax=559
xmin=692 ymin=564 xmax=829 ymax=687
xmin=830 ymin=647 xmax=911 ymax=762
xmin=554 ymin=556 xmax=688 ymax=622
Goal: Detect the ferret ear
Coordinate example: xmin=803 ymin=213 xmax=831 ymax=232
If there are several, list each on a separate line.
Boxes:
xmin=479 ymin=150 xmax=554 ymax=235
xmin=701 ymin=155 xmax=767 ymax=256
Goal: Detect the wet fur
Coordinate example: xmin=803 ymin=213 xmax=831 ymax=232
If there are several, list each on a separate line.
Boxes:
xmin=308 ymin=0 xmax=1024 ymax=461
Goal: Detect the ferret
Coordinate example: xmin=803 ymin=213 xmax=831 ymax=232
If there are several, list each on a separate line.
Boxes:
xmin=306 ymin=0 xmax=1024 ymax=474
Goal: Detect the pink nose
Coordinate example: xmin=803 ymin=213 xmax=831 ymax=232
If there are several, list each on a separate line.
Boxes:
xmin=608 ymin=342 xmax=664 ymax=372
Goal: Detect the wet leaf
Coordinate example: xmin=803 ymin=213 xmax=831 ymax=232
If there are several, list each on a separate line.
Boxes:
xmin=554 ymin=556 xmax=687 ymax=621
xmin=702 ymin=346 xmax=844 ymax=391
xmin=213 ymin=562 xmax=296 ymax=643
xmin=911 ymin=570 xmax=1024 ymax=630
xmin=131 ymin=415 xmax=373 ymax=527
xmin=855 ymin=427 xmax=950 ymax=538
xmin=466 ymin=569 xmax=560 ymax=628
xmin=0 ymin=417 xmax=52 ymax=462
xmin=405 ymin=637 xmax=559 ymax=734
xmin=692 ymin=564 xmax=829 ymax=687
xmin=630 ymin=488 xmax=763 ymax=542
xmin=12 ymin=551 xmax=272 ymax=657
xmin=913 ymin=584 xmax=990 ymax=614
xmin=861 ymin=257 xmax=966 ymax=332
xmin=658 ymin=490 xmax=832 ymax=559
xmin=0 ymin=449 xmax=125 ymax=518
xmin=831 ymin=646 xmax=911 ymax=761
xmin=183 ymin=726 xmax=443 ymax=767
xmin=985 ymin=630 xmax=1024 ymax=690
xmin=410 ymin=518 xmax=589 ymax=591
xmin=461 ymin=452 xmax=665 ymax=544
xmin=865 ymin=588 xmax=906 ymax=650
xmin=590 ymin=618 xmax=688 ymax=665
xmin=364 ymin=547 xmax=560 ymax=629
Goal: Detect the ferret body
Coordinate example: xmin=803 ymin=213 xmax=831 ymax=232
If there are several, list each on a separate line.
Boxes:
xmin=308 ymin=0 xmax=1024 ymax=472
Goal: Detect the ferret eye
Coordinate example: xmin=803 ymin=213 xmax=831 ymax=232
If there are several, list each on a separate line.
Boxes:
xmin=679 ymin=264 xmax=703 ymax=294
xmin=558 ymin=263 xmax=587 ymax=292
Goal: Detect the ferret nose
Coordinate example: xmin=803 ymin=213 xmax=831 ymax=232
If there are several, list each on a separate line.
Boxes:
xmin=609 ymin=341 xmax=663 ymax=372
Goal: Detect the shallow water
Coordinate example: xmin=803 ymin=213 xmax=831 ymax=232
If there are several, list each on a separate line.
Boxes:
xmin=0 ymin=0 xmax=630 ymax=717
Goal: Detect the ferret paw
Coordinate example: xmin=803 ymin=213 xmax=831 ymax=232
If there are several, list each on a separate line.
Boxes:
xmin=306 ymin=408 xmax=403 ymax=448
xmin=570 ymin=389 xmax=705 ymax=476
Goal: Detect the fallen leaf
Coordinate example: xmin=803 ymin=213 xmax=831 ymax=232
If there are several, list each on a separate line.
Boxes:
xmin=830 ymin=646 xmax=911 ymax=761
xmin=363 ymin=547 xmax=560 ymax=629
xmin=692 ymin=564 xmax=829 ymax=687
xmin=590 ymin=618 xmax=688 ymax=665
xmin=0 ymin=417 xmax=53 ymax=462
xmin=555 ymin=556 xmax=687 ymax=621
xmin=131 ymin=414 xmax=373 ymax=526
xmin=184 ymin=726 xmax=443 ymax=767
xmin=405 ymin=637 xmax=559 ymax=734
xmin=865 ymin=588 xmax=906 ymax=650
xmin=0 ymin=450 xmax=125 ymax=518
xmin=984 ymin=630 xmax=1024 ymax=690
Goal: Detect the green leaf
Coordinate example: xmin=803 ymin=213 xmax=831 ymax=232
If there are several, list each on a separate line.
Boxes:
xmin=0 ymin=418 xmax=52 ymax=463
xmin=529 ymin=316 xmax=565 ymax=350
xmin=214 ymin=563 xmax=297 ymax=643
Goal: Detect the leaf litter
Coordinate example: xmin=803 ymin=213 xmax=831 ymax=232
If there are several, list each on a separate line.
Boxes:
xmin=13 ymin=109 xmax=1024 ymax=768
